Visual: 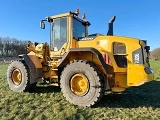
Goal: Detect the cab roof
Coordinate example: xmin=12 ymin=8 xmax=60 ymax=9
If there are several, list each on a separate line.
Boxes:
xmin=46 ymin=11 xmax=91 ymax=26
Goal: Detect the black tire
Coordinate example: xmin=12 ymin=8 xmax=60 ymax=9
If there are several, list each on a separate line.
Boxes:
xmin=7 ymin=61 xmax=31 ymax=92
xmin=60 ymin=60 xmax=105 ymax=107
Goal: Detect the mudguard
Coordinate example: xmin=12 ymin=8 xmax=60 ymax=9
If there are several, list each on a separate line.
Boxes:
xmin=19 ymin=54 xmax=42 ymax=84
xmin=58 ymin=47 xmax=113 ymax=74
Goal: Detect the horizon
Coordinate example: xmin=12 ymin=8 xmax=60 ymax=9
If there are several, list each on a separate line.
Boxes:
xmin=0 ymin=0 xmax=160 ymax=50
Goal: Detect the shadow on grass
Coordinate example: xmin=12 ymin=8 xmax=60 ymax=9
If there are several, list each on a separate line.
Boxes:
xmin=94 ymin=80 xmax=160 ymax=108
xmin=29 ymin=84 xmax=61 ymax=93
xmin=28 ymin=80 xmax=160 ymax=108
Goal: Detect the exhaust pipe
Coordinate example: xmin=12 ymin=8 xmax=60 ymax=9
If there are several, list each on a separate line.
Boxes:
xmin=107 ymin=16 xmax=116 ymax=36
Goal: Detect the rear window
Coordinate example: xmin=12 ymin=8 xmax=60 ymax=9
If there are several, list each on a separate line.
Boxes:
xmin=113 ymin=42 xmax=127 ymax=67
xmin=113 ymin=42 xmax=126 ymax=54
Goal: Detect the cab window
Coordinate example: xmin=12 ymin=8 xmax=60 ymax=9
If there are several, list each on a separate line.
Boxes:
xmin=73 ymin=18 xmax=85 ymax=38
xmin=113 ymin=42 xmax=127 ymax=67
xmin=52 ymin=17 xmax=67 ymax=50
xmin=113 ymin=42 xmax=126 ymax=54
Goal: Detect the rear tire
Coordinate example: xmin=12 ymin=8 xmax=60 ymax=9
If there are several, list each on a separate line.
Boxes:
xmin=60 ymin=60 xmax=105 ymax=107
xmin=7 ymin=61 xmax=31 ymax=92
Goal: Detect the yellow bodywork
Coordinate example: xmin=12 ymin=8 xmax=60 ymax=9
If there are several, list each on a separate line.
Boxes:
xmin=26 ymin=11 xmax=154 ymax=92
xmin=75 ymin=36 xmax=153 ymax=91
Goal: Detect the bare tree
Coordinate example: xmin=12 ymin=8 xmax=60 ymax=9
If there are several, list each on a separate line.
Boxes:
xmin=12 ymin=38 xmax=20 ymax=56
xmin=150 ymin=47 xmax=160 ymax=60
xmin=16 ymin=40 xmax=27 ymax=55
xmin=0 ymin=37 xmax=4 ymax=56
xmin=4 ymin=37 xmax=12 ymax=56
xmin=0 ymin=37 xmax=28 ymax=57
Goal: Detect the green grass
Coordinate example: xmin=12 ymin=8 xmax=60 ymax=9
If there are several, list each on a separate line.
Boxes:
xmin=1 ymin=63 xmax=160 ymax=120
xmin=150 ymin=60 xmax=160 ymax=79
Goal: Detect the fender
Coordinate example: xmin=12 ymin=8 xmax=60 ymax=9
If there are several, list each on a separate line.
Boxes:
xmin=58 ymin=47 xmax=113 ymax=74
xmin=19 ymin=54 xmax=42 ymax=84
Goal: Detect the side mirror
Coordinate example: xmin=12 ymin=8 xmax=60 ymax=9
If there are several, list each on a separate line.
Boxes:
xmin=40 ymin=21 xmax=45 ymax=29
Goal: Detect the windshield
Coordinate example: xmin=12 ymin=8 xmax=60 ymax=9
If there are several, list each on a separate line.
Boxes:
xmin=73 ymin=18 xmax=85 ymax=38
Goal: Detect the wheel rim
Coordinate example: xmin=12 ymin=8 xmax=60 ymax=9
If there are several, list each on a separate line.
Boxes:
xmin=70 ymin=74 xmax=89 ymax=96
xmin=12 ymin=69 xmax=22 ymax=85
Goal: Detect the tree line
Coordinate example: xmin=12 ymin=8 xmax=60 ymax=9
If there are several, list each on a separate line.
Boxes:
xmin=0 ymin=37 xmax=28 ymax=57
xmin=150 ymin=47 xmax=160 ymax=60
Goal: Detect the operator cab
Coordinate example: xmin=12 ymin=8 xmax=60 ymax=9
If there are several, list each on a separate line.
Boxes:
xmin=40 ymin=9 xmax=90 ymax=54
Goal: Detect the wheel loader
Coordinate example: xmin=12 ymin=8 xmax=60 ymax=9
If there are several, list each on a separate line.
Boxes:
xmin=7 ymin=9 xmax=154 ymax=107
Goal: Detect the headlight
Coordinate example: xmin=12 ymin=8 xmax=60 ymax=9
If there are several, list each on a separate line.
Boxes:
xmin=144 ymin=67 xmax=154 ymax=74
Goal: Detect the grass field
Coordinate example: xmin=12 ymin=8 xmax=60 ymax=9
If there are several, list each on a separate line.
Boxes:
xmin=0 ymin=61 xmax=160 ymax=120
xmin=150 ymin=60 xmax=160 ymax=79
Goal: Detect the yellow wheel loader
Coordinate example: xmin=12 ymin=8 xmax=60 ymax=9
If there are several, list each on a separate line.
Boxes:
xmin=7 ymin=9 xmax=154 ymax=107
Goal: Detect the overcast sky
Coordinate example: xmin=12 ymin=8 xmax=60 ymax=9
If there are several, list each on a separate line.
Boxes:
xmin=0 ymin=0 xmax=160 ymax=50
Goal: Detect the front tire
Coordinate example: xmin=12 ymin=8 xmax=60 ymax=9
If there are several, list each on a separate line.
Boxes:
xmin=7 ymin=61 xmax=31 ymax=92
xmin=60 ymin=60 xmax=105 ymax=107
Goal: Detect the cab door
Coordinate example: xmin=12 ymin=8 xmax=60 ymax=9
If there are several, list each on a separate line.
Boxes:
xmin=50 ymin=17 xmax=70 ymax=58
